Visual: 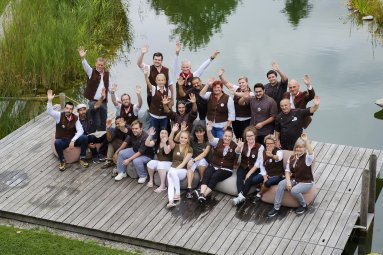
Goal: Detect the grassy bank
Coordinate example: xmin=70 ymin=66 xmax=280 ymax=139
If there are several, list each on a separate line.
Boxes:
xmin=0 ymin=225 xmax=138 ymax=255
xmin=350 ymin=0 xmax=383 ymax=24
xmin=0 ymin=0 xmax=131 ymax=97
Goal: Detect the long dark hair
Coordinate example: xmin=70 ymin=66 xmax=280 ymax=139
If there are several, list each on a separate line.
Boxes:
xmin=193 ymin=124 xmax=208 ymax=143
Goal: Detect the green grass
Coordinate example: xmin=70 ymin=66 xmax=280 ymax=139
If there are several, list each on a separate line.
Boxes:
xmin=350 ymin=0 xmax=383 ymax=24
xmin=0 ymin=225 xmax=139 ymax=255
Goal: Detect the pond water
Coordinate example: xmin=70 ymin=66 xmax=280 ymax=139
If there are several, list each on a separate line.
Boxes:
xmin=107 ymin=0 xmax=383 ymax=253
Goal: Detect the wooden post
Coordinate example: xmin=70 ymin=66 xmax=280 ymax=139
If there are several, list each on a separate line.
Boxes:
xmin=360 ymin=169 xmax=370 ymax=230
xmin=59 ymin=93 xmax=65 ymax=110
xmin=368 ymin=154 xmax=377 ymax=214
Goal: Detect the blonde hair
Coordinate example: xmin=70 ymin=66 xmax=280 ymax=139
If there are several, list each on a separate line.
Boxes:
xmin=264 ymin=134 xmax=277 ymax=144
xmin=293 ymin=138 xmax=306 ymax=152
xmin=179 ymin=131 xmax=191 ymax=157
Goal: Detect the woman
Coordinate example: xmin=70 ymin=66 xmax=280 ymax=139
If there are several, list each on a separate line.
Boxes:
xmin=254 ymin=135 xmax=284 ymax=202
xmin=232 ymin=126 xmax=264 ymax=205
xmin=194 ymin=122 xmax=237 ymax=203
xmin=144 ymin=67 xmax=169 ymax=141
xmin=166 ymin=124 xmax=193 ymax=208
xmin=267 ymin=133 xmax=314 ymax=217
xmin=145 ymin=127 xmax=172 ymax=193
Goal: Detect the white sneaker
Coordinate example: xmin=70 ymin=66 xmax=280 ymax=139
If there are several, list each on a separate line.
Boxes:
xmin=232 ymin=193 xmax=245 ymax=205
xmin=137 ymin=177 xmax=147 ymax=184
xmin=114 ymin=173 xmax=127 ymax=181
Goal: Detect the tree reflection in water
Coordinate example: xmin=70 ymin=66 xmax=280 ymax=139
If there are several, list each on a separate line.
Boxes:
xmin=148 ymin=0 xmax=239 ymax=50
xmin=282 ymin=0 xmax=313 ymax=28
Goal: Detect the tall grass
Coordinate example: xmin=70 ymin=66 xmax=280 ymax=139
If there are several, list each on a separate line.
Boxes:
xmin=350 ymin=0 xmax=383 ymax=24
xmin=0 ymin=0 xmax=131 ymax=97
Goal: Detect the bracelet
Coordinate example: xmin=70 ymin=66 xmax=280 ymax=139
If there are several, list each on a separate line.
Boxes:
xmin=210 ymin=57 xmax=215 ymax=61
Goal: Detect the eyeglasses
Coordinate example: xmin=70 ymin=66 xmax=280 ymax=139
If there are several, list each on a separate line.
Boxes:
xmin=246 ymin=135 xmax=255 ymax=137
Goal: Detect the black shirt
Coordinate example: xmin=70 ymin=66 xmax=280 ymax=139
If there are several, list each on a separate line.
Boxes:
xmin=79 ymin=110 xmax=96 ymax=135
xmin=186 ymin=86 xmax=209 ymax=120
xmin=265 ymin=80 xmax=288 ymax=110
xmin=124 ymin=131 xmax=154 ymax=158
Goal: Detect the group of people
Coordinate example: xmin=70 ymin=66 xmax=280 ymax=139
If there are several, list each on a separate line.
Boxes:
xmin=47 ymin=43 xmax=320 ymax=217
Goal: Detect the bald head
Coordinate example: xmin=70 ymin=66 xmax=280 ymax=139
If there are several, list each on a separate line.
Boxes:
xmin=288 ymin=79 xmax=300 ymax=96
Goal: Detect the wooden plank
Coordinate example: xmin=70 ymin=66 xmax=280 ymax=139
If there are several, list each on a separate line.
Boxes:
xmin=223 ymin=230 xmax=251 ymax=255
xmin=315 ymin=143 xmax=332 ymax=163
xmin=320 ymin=165 xmax=340 ymax=191
xmin=302 ymin=243 xmax=316 ymax=254
xmin=309 ymin=210 xmax=336 ymax=244
xmin=328 ymin=166 xmax=348 ymax=192
xmin=332 ymin=248 xmax=343 ymax=255
xmin=322 ymin=247 xmax=334 ymax=255
xmin=317 ymin=211 xmax=341 ymax=246
xmin=345 ymin=168 xmax=363 ymax=194
xmin=252 ymin=235 xmax=272 ymax=254
xmin=350 ymin=147 xmax=367 ymax=168
xmin=343 ymin=147 xmax=359 ymax=167
xmin=243 ymin=233 xmax=266 ymax=255
xmin=291 ymin=241 xmax=308 ymax=254
xmin=282 ymin=239 xmax=299 ymax=255
xmin=335 ymin=197 xmax=360 ymax=249
xmin=230 ymin=231 xmax=257 ymax=255
xmin=311 ymin=245 xmax=325 ymax=255
xmin=216 ymin=228 xmax=241 ymax=255
xmin=357 ymin=148 xmax=374 ymax=169
xmin=337 ymin=167 xmax=356 ymax=193
xmin=264 ymin=236 xmax=289 ymax=255
xmin=335 ymin=146 xmax=352 ymax=165
xmin=328 ymin=145 xmax=345 ymax=165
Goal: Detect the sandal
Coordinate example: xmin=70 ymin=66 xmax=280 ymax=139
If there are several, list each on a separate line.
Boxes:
xmin=147 ymin=182 xmax=153 ymax=188
xmin=154 ymin=187 xmax=167 ymax=193
xmin=166 ymin=202 xmax=176 ymax=208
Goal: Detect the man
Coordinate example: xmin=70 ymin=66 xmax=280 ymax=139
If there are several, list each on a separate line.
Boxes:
xmin=114 ymin=120 xmax=154 ymax=183
xmin=137 ymin=45 xmax=174 ymax=107
xmin=264 ymin=61 xmax=288 ymax=110
xmin=102 ymin=117 xmax=129 ymax=175
xmin=110 ymin=83 xmax=143 ymax=127
xmin=275 ymin=97 xmax=320 ymax=150
xmin=200 ymin=79 xmax=235 ymax=139
xmin=219 ymin=68 xmax=254 ymax=139
xmin=78 ymin=46 xmax=110 ymax=131
xmin=239 ymin=83 xmax=278 ymax=145
xmin=47 ymin=90 xmax=88 ymax=171
xmin=77 ymin=102 xmax=108 ymax=164
xmin=282 ymin=75 xmax=315 ymax=128
xmin=174 ymin=43 xmax=220 ymax=104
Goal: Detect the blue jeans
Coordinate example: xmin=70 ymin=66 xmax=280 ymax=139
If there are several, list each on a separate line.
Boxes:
xmin=117 ymin=148 xmax=151 ymax=178
xmin=274 ymin=179 xmax=314 ymax=210
xmin=150 ymin=117 xmax=168 ymax=140
xmin=242 ymin=172 xmax=264 ymax=195
xmin=212 ymin=127 xmax=224 ymax=139
xmin=88 ymin=100 xmax=107 ymax=131
xmin=54 ymin=135 xmax=88 ymax=162
xmin=264 ymin=175 xmax=284 ymax=188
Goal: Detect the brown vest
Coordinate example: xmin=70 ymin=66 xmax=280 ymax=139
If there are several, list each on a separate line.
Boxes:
xmin=239 ymin=143 xmax=262 ymax=170
xmin=176 ymin=72 xmax=194 ymax=100
xmin=148 ymin=65 xmax=170 ymax=93
xmin=119 ymin=104 xmax=137 ymax=125
xmin=55 ymin=112 xmax=78 ymax=139
xmin=206 ymin=93 xmax=229 ymax=123
xmin=149 ymin=87 xmax=168 ymax=116
xmin=210 ymin=140 xmax=237 ymax=169
xmin=234 ymin=88 xmax=251 ymax=118
xmin=84 ymin=68 xmax=109 ymax=102
xmin=156 ymin=146 xmax=172 ymax=162
xmin=289 ymin=154 xmax=314 ymax=183
xmin=263 ymin=148 xmax=284 ymax=177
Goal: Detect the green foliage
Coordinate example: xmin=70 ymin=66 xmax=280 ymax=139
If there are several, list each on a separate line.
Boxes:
xmin=350 ymin=0 xmax=383 ymax=24
xmin=0 ymin=0 xmax=131 ymax=97
xmin=148 ymin=0 xmax=239 ymax=51
xmin=0 ymin=225 xmax=139 ymax=255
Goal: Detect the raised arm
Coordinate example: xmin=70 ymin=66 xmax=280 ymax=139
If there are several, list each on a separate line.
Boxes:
xmin=218 ymin=68 xmax=234 ymax=91
xmin=303 ymin=74 xmax=315 ymax=101
xmin=174 ymin=43 xmax=182 ymax=78
xmin=110 ymin=84 xmax=119 ymax=106
xmin=145 ymin=127 xmax=156 ymax=147
xmin=168 ymin=123 xmax=179 ymax=149
xmin=309 ymin=96 xmax=320 ymax=113
xmin=106 ymin=119 xmax=113 ymax=142
xmin=143 ymin=66 xmax=153 ymax=93
xmin=199 ymin=77 xmax=213 ymax=98
xmin=137 ymin=45 xmax=148 ymax=69
xmin=193 ymin=50 xmax=220 ymax=77
xmin=162 ymin=95 xmax=171 ymax=113
xmin=177 ymin=76 xmax=186 ymax=98
xmin=301 ymin=133 xmax=313 ymax=155
xmin=272 ymin=61 xmax=288 ymax=83
xmin=206 ymin=121 xmax=215 ymax=144
xmin=188 ymin=93 xmax=197 ymax=113
xmin=46 ymin=90 xmax=60 ymax=123
xmin=135 ymin=85 xmax=143 ymax=109
xmin=78 ymin=46 xmax=92 ymax=78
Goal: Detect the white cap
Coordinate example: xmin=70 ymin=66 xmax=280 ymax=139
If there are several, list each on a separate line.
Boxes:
xmin=76 ymin=103 xmax=87 ymax=110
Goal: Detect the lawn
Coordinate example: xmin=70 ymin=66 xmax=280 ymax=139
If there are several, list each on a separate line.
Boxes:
xmin=0 ymin=225 xmax=138 ymax=255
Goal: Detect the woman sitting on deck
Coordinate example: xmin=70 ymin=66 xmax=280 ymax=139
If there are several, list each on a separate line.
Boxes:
xmin=166 ymin=124 xmax=193 ymax=208
xmin=145 ymin=127 xmax=172 ymax=193
xmin=194 ymin=122 xmax=237 ymax=203
xmin=232 ymin=126 xmax=264 ymax=205
xmin=267 ymin=133 xmax=314 ymax=217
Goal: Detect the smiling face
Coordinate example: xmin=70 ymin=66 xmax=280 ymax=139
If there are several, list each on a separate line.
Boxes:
xmin=194 ymin=130 xmax=205 ymax=142
xmin=288 ymin=80 xmax=300 ymax=96
xmin=223 ymin=130 xmax=233 ymax=145
xmin=254 ymin=87 xmax=264 ymax=99
xmin=181 ymin=61 xmax=191 ymax=74
xmin=267 ymin=73 xmax=278 ymax=86
xmin=156 ymin=74 xmax=166 ymax=87
xmin=294 ymin=144 xmax=305 ymax=156
xmin=179 ymin=131 xmax=189 ymax=145
xmin=192 ymin=78 xmax=202 ymax=90
xmin=95 ymin=60 xmax=105 ymax=73
xmin=265 ymin=138 xmax=276 ymax=151
xmin=78 ymin=107 xmax=87 ymax=118
xmin=153 ymin=56 xmax=163 ymax=68
xmin=159 ymin=129 xmax=168 ymax=140
xmin=213 ymin=84 xmax=223 ymax=95
xmin=245 ymin=131 xmax=256 ymax=144
xmin=280 ymin=99 xmax=291 ymax=114
xmin=121 ymin=94 xmax=131 ymax=107
xmin=177 ymin=102 xmax=186 ymax=115
xmin=131 ymin=123 xmax=142 ymax=136
xmin=238 ymin=78 xmax=248 ymax=91
xmin=64 ymin=103 xmax=74 ymax=116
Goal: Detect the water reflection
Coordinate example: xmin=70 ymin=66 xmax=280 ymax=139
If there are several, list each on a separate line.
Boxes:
xmin=282 ymin=0 xmax=313 ymax=28
xmin=148 ymin=0 xmax=239 ymax=50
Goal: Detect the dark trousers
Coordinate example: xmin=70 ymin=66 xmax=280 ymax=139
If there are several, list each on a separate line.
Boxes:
xmin=54 ymin=135 xmax=88 ymax=162
xmin=150 ymin=117 xmax=168 ymax=141
xmin=233 ymin=119 xmax=251 ymax=139
xmin=236 ymin=167 xmax=248 ymax=194
xmin=264 ymin=175 xmax=284 ymax=188
xmin=256 ymin=135 xmax=266 ymax=146
xmin=88 ymin=134 xmax=107 ymax=157
xmin=88 ymin=101 xmax=107 ymax=131
xmin=242 ymin=172 xmax=263 ymax=196
xmin=202 ymin=165 xmax=232 ymax=190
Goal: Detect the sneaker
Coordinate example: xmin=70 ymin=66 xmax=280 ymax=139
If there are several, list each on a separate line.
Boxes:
xmin=58 ymin=162 xmax=66 ymax=171
xmin=267 ymin=208 xmax=280 ymax=218
xmin=79 ymin=159 xmax=89 ymax=168
xmin=232 ymin=193 xmax=246 ymax=206
xmin=111 ymin=168 xmax=118 ymax=177
xmin=137 ymin=177 xmax=147 ymax=184
xmin=98 ymin=155 xmax=106 ymax=162
xmin=186 ymin=188 xmax=193 ymax=199
xmin=92 ymin=157 xmax=100 ymax=164
xmin=194 ymin=190 xmax=201 ymax=199
xmin=102 ymin=161 xmax=114 ymax=169
xmin=295 ymin=205 xmax=307 ymax=215
xmin=198 ymin=194 xmax=206 ymax=203
xmin=114 ymin=173 xmax=127 ymax=181
xmin=166 ymin=202 xmax=176 ymax=208
xmin=253 ymin=193 xmax=262 ymax=203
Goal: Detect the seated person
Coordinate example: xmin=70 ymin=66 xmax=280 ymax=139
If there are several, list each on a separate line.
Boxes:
xmin=145 ymin=127 xmax=172 ymax=193
xmin=267 ymin=133 xmax=314 ymax=217
xmin=166 ymin=124 xmax=193 ymax=208
xmin=47 ymin=90 xmax=88 ymax=171
xmin=114 ymin=120 xmax=154 ymax=183
xmin=232 ymin=126 xmax=264 ymax=205
xmin=194 ymin=122 xmax=237 ymax=203
xmin=254 ymin=135 xmax=284 ymax=202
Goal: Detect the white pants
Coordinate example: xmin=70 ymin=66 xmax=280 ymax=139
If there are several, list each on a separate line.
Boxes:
xmin=147 ymin=160 xmax=172 ymax=171
xmin=190 ymin=158 xmax=209 ymax=171
xmin=167 ymin=167 xmax=187 ymax=200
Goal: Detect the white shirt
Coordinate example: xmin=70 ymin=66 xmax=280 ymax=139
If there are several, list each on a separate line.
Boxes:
xmin=149 ymin=85 xmax=167 ymax=119
xmin=174 ymin=55 xmax=212 ymax=80
xmin=260 ymin=150 xmax=283 ymax=176
xmin=232 ymin=84 xmax=254 ymax=121
xmin=115 ymin=103 xmax=140 ymax=116
xmin=47 ymin=101 xmax=84 ymax=142
xmin=289 ymin=85 xmax=313 ymax=109
xmin=140 ymin=63 xmax=174 ymax=97
xmin=285 ymin=152 xmax=315 ymax=172
xmin=82 ymin=59 xmax=112 ymax=100
xmin=201 ymin=92 xmax=235 ymax=128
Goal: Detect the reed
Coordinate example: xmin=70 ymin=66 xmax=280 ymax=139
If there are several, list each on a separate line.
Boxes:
xmin=350 ymin=0 xmax=383 ymax=24
xmin=0 ymin=0 xmax=131 ymax=97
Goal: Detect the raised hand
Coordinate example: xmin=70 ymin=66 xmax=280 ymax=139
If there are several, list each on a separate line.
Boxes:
xmin=172 ymin=123 xmax=180 ymax=133
xmin=177 ymin=76 xmax=185 ymax=86
xmin=211 ymin=50 xmax=220 ymax=59
xmin=180 ymin=121 xmax=188 ymax=132
xmin=141 ymin=44 xmax=149 ymax=54
xmin=149 ymin=127 xmax=156 ymax=136
xmin=161 ymin=135 xmax=168 ymax=144
xmin=47 ymin=90 xmax=55 ymax=101
xmin=78 ymin=46 xmax=87 ymax=59
xmin=176 ymin=42 xmax=182 ymax=55
xmin=265 ymin=150 xmax=274 ymax=158
xmin=218 ymin=68 xmax=225 ymax=77
xmin=271 ymin=61 xmax=279 ymax=71
xmin=135 ymin=85 xmax=142 ymax=94
xmin=207 ymin=77 xmax=215 ymax=88
xmin=303 ymin=74 xmax=311 ymax=86
xmin=162 ymin=95 xmax=170 ymax=105
xmin=101 ymin=87 xmax=106 ymax=98
xmin=188 ymin=93 xmax=196 ymax=104
xmin=313 ymin=96 xmax=320 ymax=106
xmin=111 ymin=83 xmax=118 ymax=93
xmin=106 ymin=119 xmax=112 ymax=129
xmin=235 ymin=138 xmax=244 ymax=149
xmin=144 ymin=66 xmax=149 ymax=76
xmin=206 ymin=121 xmax=213 ymax=132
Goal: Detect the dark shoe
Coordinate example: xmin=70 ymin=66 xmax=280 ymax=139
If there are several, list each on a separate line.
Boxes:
xmin=253 ymin=194 xmax=262 ymax=203
xmin=198 ymin=194 xmax=206 ymax=203
xmin=295 ymin=206 xmax=307 ymax=215
xmin=92 ymin=157 xmax=100 ymax=164
xmin=267 ymin=208 xmax=280 ymax=218
xmin=98 ymin=155 xmax=106 ymax=162
xmin=194 ymin=190 xmax=201 ymax=199
xmin=111 ymin=167 xmax=118 ymax=177
xmin=79 ymin=159 xmax=89 ymax=168
xmin=186 ymin=189 xmax=193 ymax=199
xmin=101 ymin=161 xmax=114 ymax=169
xmin=58 ymin=162 xmax=66 ymax=171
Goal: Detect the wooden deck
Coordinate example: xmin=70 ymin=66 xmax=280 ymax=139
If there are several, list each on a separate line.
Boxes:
xmin=0 ymin=109 xmax=382 ymax=255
